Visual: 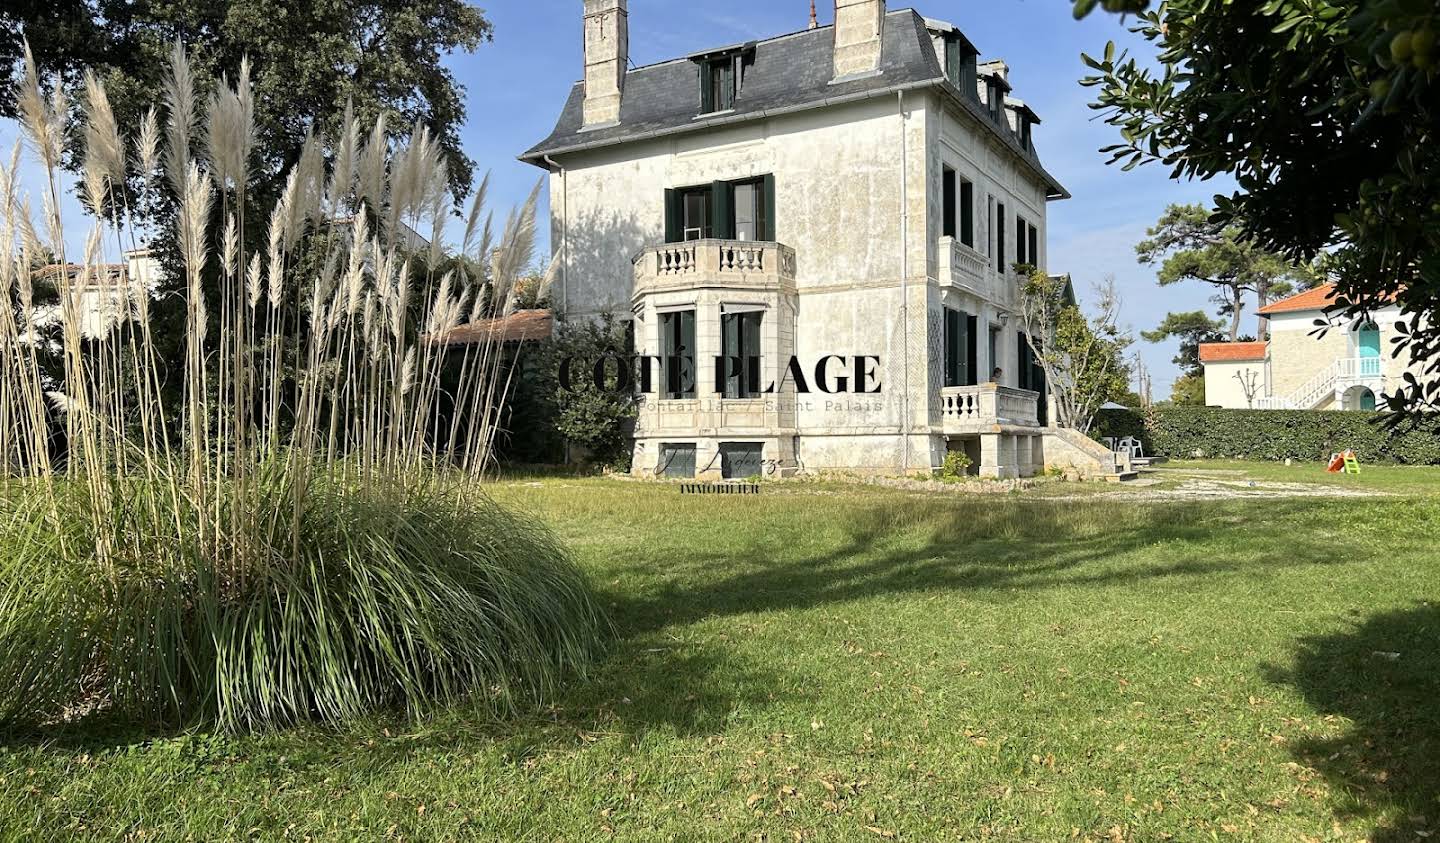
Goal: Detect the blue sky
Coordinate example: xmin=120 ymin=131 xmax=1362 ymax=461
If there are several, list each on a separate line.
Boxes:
xmin=1 ymin=1 xmax=1246 ymax=397
xmin=456 ymin=0 xmax=1240 ymax=399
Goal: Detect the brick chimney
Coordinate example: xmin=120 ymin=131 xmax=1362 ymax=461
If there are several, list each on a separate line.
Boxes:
xmin=833 ymin=0 xmax=884 ymax=79
xmin=582 ymin=0 xmax=628 ymax=127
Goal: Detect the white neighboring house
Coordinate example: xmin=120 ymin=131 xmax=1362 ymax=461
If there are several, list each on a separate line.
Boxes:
xmin=30 ymin=249 xmax=158 ymax=341
xmin=1199 ymin=283 xmax=1419 ymax=411
xmin=519 ymin=0 xmax=1126 ymax=480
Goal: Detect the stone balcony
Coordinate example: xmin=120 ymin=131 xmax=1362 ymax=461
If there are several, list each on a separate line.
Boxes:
xmin=939 ymin=384 xmax=1041 ymax=434
xmin=632 ymin=239 xmax=797 ymax=299
xmin=937 ymin=235 xmax=1004 ymax=304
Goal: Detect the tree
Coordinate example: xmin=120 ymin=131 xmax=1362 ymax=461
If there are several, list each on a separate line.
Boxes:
xmin=1019 ymin=271 xmax=1132 ymax=434
xmin=1135 ymin=205 xmax=1312 ymax=341
xmin=0 ymin=0 xmax=492 ymax=205
xmin=1168 ymin=371 xmax=1207 ymax=407
xmin=1141 ymin=310 xmax=1224 ymax=377
xmin=1233 ymin=368 xmax=1262 ymax=409
xmin=1078 ymin=1 xmax=1440 ymax=413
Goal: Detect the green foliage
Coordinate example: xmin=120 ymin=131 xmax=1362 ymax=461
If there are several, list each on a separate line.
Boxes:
xmin=1168 ymin=371 xmax=1208 ymax=406
xmin=1135 ymin=204 xmax=1314 ymax=341
xmin=1020 ymin=271 xmax=1132 ymax=432
xmin=1141 ymin=310 xmax=1224 ymax=375
xmin=0 ymin=468 xmax=605 ymax=731
xmin=513 ymin=315 xmax=637 ymax=470
xmin=1095 ymin=406 xmax=1440 ymax=464
xmin=940 ymin=449 xmax=972 ymax=479
xmin=0 ymin=0 xmax=492 ymax=202
xmin=1079 ymin=1 xmax=1440 ymax=413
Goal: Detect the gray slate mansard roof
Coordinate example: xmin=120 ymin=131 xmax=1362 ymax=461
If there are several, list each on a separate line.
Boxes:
xmin=519 ymin=8 xmax=1070 ymax=200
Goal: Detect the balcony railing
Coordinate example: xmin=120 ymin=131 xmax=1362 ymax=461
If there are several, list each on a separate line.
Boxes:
xmin=938 ymin=235 xmax=1000 ymax=303
xmin=939 ymin=383 xmax=1041 ymax=432
xmin=633 ymin=239 xmax=797 ymax=296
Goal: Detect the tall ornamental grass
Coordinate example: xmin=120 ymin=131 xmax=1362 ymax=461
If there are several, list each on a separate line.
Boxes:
xmin=0 ymin=44 xmax=603 ymax=730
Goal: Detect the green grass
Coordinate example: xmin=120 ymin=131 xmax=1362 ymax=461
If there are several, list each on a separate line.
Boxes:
xmin=2 ymin=462 xmax=1438 ymax=841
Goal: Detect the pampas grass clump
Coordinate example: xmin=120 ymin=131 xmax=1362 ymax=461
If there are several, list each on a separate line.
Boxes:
xmin=0 ymin=43 xmax=601 ymax=730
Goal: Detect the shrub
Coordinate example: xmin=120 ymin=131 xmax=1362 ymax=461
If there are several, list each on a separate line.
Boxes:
xmin=940 ymin=449 xmax=973 ymax=479
xmin=0 ymin=46 xmax=606 ymax=730
xmin=0 ymin=469 xmax=604 ymax=730
xmin=1094 ymin=406 xmax=1440 ymax=464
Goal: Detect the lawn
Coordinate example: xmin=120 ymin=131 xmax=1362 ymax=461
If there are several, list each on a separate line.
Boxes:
xmin=2 ymin=463 xmax=1438 ymax=841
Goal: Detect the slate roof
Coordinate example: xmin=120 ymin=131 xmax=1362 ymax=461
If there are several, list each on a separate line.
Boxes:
xmin=520 ymin=9 xmax=1068 ymax=199
xmin=1198 ymin=341 xmax=1268 ymax=363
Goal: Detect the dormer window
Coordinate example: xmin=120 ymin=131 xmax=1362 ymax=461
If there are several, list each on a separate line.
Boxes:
xmin=985 ymin=77 xmax=1004 ymax=123
xmin=692 ymin=43 xmax=755 ymax=115
xmin=942 ymin=34 xmax=978 ymax=102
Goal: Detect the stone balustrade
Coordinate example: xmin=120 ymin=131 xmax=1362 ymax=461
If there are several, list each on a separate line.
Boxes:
xmin=939 ymin=383 xmax=1041 ymax=432
xmin=633 ymin=239 xmax=797 ymax=297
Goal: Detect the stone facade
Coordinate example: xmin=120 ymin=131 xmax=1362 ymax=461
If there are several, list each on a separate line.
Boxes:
xmin=523 ymin=4 xmax=1125 ymax=480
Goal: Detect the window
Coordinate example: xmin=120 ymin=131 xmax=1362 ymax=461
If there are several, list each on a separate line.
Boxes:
xmin=665 ymin=176 xmax=775 ymax=243
xmin=1018 ymin=118 xmax=1033 ymax=153
xmin=988 ymin=325 xmax=1001 ymax=381
xmin=700 ymin=58 xmax=736 ymax=114
xmin=659 ymin=443 xmax=696 ymax=478
xmin=996 ymin=202 xmax=1006 ymax=269
xmin=941 ymin=167 xmax=956 ymax=238
xmin=720 ymin=443 xmax=763 ymax=479
xmin=986 ymin=195 xmax=995 ymax=259
xmin=1016 ymin=214 xmax=1028 ymax=266
xmin=731 ymin=179 xmax=771 ymax=241
xmin=943 ymin=34 xmax=978 ymax=100
xmin=721 ymin=310 xmax=763 ymax=398
xmin=986 ymin=77 xmax=1004 ymax=123
xmin=943 ymin=307 xmax=975 ymax=388
xmin=960 ymin=178 xmax=975 ymax=248
xmin=1027 ymin=224 xmax=1039 ymax=269
xmin=660 ymin=309 xmax=696 ymax=399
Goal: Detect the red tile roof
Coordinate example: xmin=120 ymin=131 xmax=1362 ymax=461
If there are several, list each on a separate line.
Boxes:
xmin=1257 ymin=284 xmax=1337 ymax=315
xmin=1198 ymin=341 xmax=1268 ymax=363
xmin=436 ymin=309 xmax=553 ymax=345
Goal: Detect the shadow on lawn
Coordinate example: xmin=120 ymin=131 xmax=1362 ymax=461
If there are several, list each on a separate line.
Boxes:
xmin=0 ymin=495 xmax=1364 ymax=755
xmin=608 ymin=496 xmax=1353 ymax=637
xmin=1270 ymin=603 xmax=1440 ymax=842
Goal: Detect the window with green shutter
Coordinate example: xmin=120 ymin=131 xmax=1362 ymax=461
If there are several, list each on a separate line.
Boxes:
xmin=661 ymin=310 xmax=696 ymax=399
xmin=721 ymin=310 xmax=763 ymax=398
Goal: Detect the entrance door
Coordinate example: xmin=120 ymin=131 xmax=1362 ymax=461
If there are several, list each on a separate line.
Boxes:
xmin=1357 ymin=321 xmax=1380 ymax=377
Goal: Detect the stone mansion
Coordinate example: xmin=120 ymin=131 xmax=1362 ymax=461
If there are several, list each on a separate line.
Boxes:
xmin=521 ymin=0 xmax=1123 ymax=480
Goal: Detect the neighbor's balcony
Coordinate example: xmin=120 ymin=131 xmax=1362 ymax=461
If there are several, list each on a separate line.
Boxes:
xmin=939 ymin=383 xmax=1041 ymax=433
xmin=633 ymin=239 xmax=797 ymax=299
xmin=938 ymin=235 xmax=1004 ymax=304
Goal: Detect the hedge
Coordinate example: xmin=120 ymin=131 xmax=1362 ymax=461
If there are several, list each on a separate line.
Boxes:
xmin=1093 ymin=406 xmax=1440 ymax=464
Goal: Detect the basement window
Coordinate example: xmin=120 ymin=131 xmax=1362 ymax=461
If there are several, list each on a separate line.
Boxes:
xmin=660 ymin=443 xmax=697 ymax=478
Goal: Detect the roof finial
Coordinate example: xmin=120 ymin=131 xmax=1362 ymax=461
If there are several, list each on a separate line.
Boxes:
xmin=809 ymin=0 xmax=818 ymax=29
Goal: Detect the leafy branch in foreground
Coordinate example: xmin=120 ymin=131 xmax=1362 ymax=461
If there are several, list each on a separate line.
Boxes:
xmin=0 ymin=43 xmax=603 ymax=731
xmin=1078 ymin=1 xmax=1440 ymax=415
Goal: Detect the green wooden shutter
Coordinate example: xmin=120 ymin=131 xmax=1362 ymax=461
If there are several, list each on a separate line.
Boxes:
xmin=996 ymin=203 xmax=1006 ymax=269
xmin=711 ymin=181 xmax=733 ymax=239
xmin=699 ymin=62 xmax=713 ymax=113
xmin=961 ymin=180 xmax=974 ymax=247
xmin=944 ymin=308 xmax=960 ymax=388
xmin=966 ymin=314 xmax=979 ymax=386
xmin=664 ymin=189 xmax=681 ymax=243
xmin=1028 ymin=225 xmax=1039 ymax=268
xmin=945 ymin=37 xmax=961 ymax=86
xmin=760 ymin=175 xmax=776 ymax=241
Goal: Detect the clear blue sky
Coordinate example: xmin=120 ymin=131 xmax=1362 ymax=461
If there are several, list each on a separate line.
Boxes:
xmin=0 ymin=1 xmax=1246 ymax=398
xmin=452 ymin=0 xmax=1240 ymax=399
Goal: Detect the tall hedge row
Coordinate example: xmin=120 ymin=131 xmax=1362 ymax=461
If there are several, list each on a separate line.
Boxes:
xmin=1093 ymin=407 xmax=1440 ymax=464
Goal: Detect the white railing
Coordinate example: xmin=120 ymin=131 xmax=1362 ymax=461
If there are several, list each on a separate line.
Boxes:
xmin=652 ymin=243 xmax=697 ymax=275
xmin=938 ymin=236 xmax=993 ymax=301
xmin=634 ymin=240 xmax=797 ymax=289
xmin=1257 ymin=357 xmax=1383 ymax=409
xmin=939 ymin=383 xmax=1040 ymax=429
